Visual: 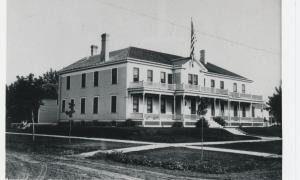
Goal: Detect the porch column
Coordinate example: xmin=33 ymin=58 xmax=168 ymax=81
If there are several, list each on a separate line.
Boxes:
xmin=214 ymin=98 xmax=216 ymax=117
xmin=182 ymin=95 xmax=185 ymax=120
xmin=142 ymin=93 xmax=145 ymax=119
xmin=238 ymin=101 xmax=241 ymax=124
xmin=159 ymin=94 xmax=161 ymax=126
xmin=228 ymin=100 xmax=231 ymax=124
xmin=173 ymin=96 xmax=176 ymax=118
xmin=250 ymin=102 xmax=253 ymax=126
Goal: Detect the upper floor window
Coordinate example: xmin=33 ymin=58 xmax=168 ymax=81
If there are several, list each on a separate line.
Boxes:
xmin=80 ymin=98 xmax=86 ymax=114
xmin=133 ymin=96 xmax=139 ymax=113
xmin=160 ymin=72 xmax=166 ymax=83
xmin=188 ymin=74 xmax=193 ymax=85
xmin=233 ymin=83 xmax=237 ymax=92
xmin=211 ymin=79 xmax=215 ymax=88
xmin=112 ymin=68 xmax=118 ymax=84
xmin=94 ymin=71 xmax=99 ymax=87
xmin=193 ymin=75 xmax=198 ymax=85
xmin=81 ymin=73 xmax=86 ymax=88
xmin=204 ymin=78 xmax=206 ymax=87
xmin=168 ymin=74 xmax=173 ymax=84
xmin=242 ymin=84 xmax=246 ymax=93
xmin=133 ymin=67 xmax=139 ymax=82
xmin=111 ymin=96 xmax=117 ymax=113
xmin=220 ymin=81 xmax=224 ymax=89
xmin=66 ymin=76 xmax=70 ymax=90
xmin=93 ymin=97 xmax=99 ymax=114
xmin=147 ymin=70 xmax=153 ymax=82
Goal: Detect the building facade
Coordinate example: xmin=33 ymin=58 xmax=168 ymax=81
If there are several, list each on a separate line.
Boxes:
xmin=58 ymin=33 xmax=265 ymax=127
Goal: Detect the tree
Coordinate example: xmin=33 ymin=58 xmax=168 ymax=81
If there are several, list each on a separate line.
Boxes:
xmin=196 ymin=97 xmax=209 ymax=160
xmin=267 ymin=86 xmax=282 ymax=126
xmin=6 ymin=69 xmax=59 ymax=127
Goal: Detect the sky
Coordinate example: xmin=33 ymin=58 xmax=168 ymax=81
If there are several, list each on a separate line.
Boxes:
xmin=7 ymin=0 xmax=281 ymax=99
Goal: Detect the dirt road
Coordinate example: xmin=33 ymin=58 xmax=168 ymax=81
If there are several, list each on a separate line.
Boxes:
xmin=6 ymin=150 xmax=204 ymax=180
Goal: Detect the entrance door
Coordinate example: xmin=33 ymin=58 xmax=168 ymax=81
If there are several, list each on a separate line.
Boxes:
xmin=191 ymin=98 xmax=196 ymax=114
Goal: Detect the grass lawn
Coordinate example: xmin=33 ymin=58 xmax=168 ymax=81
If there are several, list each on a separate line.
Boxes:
xmin=91 ymin=147 xmax=281 ymax=177
xmin=241 ymin=126 xmax=282 ymax=137
xmin=206 ymin=140 xmax=282 ymax=154
xmin=7 ymin=125 xmax=259 ymax=143
xmin=6 ymin=134 xmax=141 ymax=155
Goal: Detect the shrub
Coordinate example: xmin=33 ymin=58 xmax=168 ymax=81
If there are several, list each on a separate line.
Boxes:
xmin=124 ymin=119 xmax=137 ymax=127
xmin=213 ymin=117 xmax=226 ymax=126
xmin=172 ymin=122 xmax=183 ymax=128
xmin=195 ymin=118 xmax=209 ymax=128
xmin=111 ymin=120 xmax=117 ymax=127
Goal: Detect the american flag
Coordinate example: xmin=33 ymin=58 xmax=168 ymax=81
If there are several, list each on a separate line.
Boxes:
xmin=190 ymin=18 xmax=196 ymax=61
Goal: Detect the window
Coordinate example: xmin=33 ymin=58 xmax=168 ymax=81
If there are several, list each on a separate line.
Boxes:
xmin=111 ymin=96 xmax=117 ymax=113
xmin=160 ymin=72 xmax=166 ymax=83
xmin=233 ymin=83 xmax=237 ymax=92
xmin=66 ymin=76 xmax=70 ymax=90
xmin=242 ymin=105 xmax=246 ymax=117
xmin=220 ymin=81 xmax=224 ymax=89
xmin=193 ymin=75 xmax=198 ymax=85
xmin=133 ymin=96 xmax=139 ymax=113
xmin=93 ymin=97 xmax=98 ymax=114
xmin=81 ymin=73 xmax=86 ymax=88
xmin=94 ymin=71 xmax=99 ymax=87
xmin=242 ymin=84 xmax=246 ymax=93
xmin=168 ymin=74 xmax=173 ymax=84
xmin=211 ymin=79 xmax=215 ymax=88
xmin=147 ymin=70 xmax=153 ymax=82
xmin=80 ymin=98 xmax=86 ymax=114
xmin=204 ymin=78 xmax=206 ymax=87
xmin=112 ymin=68 xmax=118 ymax=84
xmin=147 ymin=97 xmax=153 ymax=113
xmin=188 ymin=74 xmax=193 ymax=85
xmin=252 ymin=107 xmax=255 ymax=117
xmin=133 ymin=68 xmax=139 ymax=82
xmin=234 ymin=104 xmax=238 ymax=117
xmin=161 ymin=97 xmax=166 ymax=114
xmin=62 ymin=100 xmax=66 ymax=112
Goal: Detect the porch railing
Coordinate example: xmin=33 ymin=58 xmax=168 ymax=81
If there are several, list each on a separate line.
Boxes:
xmin=129 ymin=81 xmax=176 ymax=91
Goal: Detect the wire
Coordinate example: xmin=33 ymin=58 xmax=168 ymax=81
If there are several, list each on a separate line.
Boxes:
xmin=98 ymin=1 xmax=280 ymax=56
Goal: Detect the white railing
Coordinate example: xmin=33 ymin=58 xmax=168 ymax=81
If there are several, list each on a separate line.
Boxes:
xmin=129 ymin=81 xmax=176 ymax=91
xmin=144 ymin=113 xmax=160 ymax=120
xmin=183 ymin=114 xmax=200 ymax=121
xmin=129 ymin=113 xmax=143 ymax=120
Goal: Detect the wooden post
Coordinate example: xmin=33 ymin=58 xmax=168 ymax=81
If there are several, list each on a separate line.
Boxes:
xmin=228 ymin=100 xmax=231 ymax=125
xmin=239 ymin=101 xmax=241 ymax=124
xmin=159 ymin=94 xmax=161 ymax=126
xmin=32 ymin=111 xmax=35 ymax=142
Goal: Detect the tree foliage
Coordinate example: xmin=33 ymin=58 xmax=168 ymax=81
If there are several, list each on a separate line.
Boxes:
xmin=267 ymin=86 xmax=282 ymax=125
xmin=197 ymin=97 xmax=209 ymax=117
xmin=6 ymin=69 xmax=58 ymax=126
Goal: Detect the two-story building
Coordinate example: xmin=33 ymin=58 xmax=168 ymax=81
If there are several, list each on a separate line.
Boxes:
xmin=58 ymin=33 xmax=265 ymax=127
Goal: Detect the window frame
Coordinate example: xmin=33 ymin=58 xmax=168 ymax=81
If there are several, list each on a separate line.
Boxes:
xmin=112 ymin=68 xmax=118 ymax=85
xmin=147 ymin=97 xmax=153 ymax=113
xmin=160 ymin=72 xmax=166 ymax=83
xmin=242 ymin=84 xmax=246 ymax=93
xmin=133 ymin=67 xmax=139 ymax=82
xmin=188 ymin=74 xmax=193 ymax=85
xmin=62 ymin=99 xmax=66 ymax=112
xmin=193 ymin=74 xmax=198 ymax=85
xmin=211 ymin=79 xmax=215 ymax=88
xmin=147 ymin=70 xmax=153 ymax=82
xmin=133 ymin=96 xmax=139 ymax=113
xmin=93 ymin=96 xmax=99 ymax=114
xmin=233 ymin=83 xmax=237 ymax=92
xmin=81 ymin=73 xmax=86 ymax=88
xmin=111 ymin=96 xmax=117 ymax=113
xmin=66 ymin=76 xmax=70 ymax=90
xmin=220 ymin=81 xmax=224 ymax=89
xmin=94 ymin=71 xmax=99 ymax=87
xmin=80 ymin=97 xmax=86 ymax=114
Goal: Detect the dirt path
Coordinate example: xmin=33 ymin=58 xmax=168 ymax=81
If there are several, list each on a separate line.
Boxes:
xmin=6 ymin=150 xmax=205 ymax=180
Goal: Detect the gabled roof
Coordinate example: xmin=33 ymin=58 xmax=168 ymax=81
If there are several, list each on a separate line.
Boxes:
xmin=59 ymin=46 xmax=249 ymax=80
xmin=203 ymin=62 xmax=248 ymax=79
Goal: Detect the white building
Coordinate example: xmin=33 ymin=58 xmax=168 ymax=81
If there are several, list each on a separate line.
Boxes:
xmin=58 ymin=33 xmax=265 ymax=127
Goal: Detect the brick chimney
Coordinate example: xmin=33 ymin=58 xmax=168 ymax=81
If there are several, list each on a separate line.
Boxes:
xmin=90 ymin=45 xmax=98 ymax=56
xmin=200 ymin=49 xmax=206 ymax=64
xmin=100 ymin=33 xmax=109 ymax=62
